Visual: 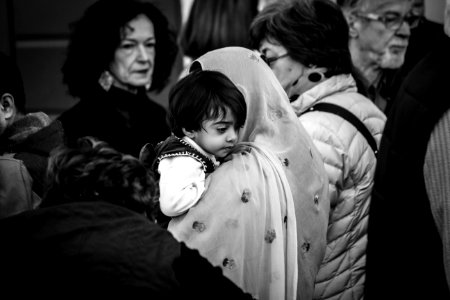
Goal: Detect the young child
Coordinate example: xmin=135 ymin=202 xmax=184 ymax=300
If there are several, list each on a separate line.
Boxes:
xmin=149 ymin=69 xmax=246 ymax=218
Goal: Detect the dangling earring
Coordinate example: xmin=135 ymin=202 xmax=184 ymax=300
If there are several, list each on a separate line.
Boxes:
xmin=307 ymin=72 xmax=325 ymax=83
xmin=98 ymin=70 xmax=114 ymax=91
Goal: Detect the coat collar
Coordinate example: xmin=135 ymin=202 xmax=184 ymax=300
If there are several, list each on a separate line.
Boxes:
xmin=290 ymin=74 xmax=358 ymax=116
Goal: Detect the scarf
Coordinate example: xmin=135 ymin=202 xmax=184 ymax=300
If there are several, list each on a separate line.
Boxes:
xmin=169 ymin=47 xmax=330 ymax=300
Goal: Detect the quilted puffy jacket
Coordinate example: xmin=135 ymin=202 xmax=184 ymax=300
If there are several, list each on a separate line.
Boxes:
xmin=290 ymin=74 xmax=386 ymax=300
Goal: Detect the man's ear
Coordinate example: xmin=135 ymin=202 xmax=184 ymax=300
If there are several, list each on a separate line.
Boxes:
xmin=182 ymin=128 xmax=196 ymax=139
xmin=0 ymin=93 xmax=16 ymax=121
xmin=344 ymin=10 xmax=359 ymax=38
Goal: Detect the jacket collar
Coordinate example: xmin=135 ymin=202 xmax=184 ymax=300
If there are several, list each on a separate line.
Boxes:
xmin=182 ymin=136 xmax=219 ymax=167
xmin=290 ymin=74 xmax=357 ymax=116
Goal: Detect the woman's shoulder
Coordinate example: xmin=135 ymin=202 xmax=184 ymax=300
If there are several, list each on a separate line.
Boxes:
xmin=325 ymin=90 xmax=383 ymax=115
xmin=58 ymin=94 xmax=102 ymax=119
xmin=315 ymin=90 xmax=386 ymax=134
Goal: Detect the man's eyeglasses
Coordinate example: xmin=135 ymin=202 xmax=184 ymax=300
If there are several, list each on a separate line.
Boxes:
xmin=355 ymin=11 xmax=421 ymax=31
xmin=260 ymin=53 xmax=289 ymax=67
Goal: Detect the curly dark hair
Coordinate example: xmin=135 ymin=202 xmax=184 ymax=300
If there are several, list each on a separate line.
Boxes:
xmin=44 ymin=136 xmax=158 ymax=219
xmin=62 ymin=0 xmax=178 ymax=98
xmin=250 ymin=0 xmax=353 ymax=77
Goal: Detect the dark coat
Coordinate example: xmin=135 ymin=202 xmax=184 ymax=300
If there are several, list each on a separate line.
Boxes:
xmin=0 ymin=114 xmax=65 ymax=197
xmin=12 ymin=121 xmax=65 ymax=196
xmin=58 ymin=85 xmax=170 ymax=157
xmin=365 ymin=36 xmax=450 ymax=300
xmin=0 ymin=201 xmax=254 ymax=299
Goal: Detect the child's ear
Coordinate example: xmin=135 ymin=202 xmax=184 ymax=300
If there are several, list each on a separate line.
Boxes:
xmin=0 ymin=93 xmax=16 ymax=121
xmin=182 ymin=128 xmax=196 ymax=139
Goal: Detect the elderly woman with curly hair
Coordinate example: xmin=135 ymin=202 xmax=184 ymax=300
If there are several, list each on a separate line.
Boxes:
xmin=57 ymin=0 xmax=178 ymax=157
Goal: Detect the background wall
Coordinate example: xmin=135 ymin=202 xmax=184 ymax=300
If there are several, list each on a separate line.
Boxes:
xmin=13 ymin=0 xmax=96 ymax=115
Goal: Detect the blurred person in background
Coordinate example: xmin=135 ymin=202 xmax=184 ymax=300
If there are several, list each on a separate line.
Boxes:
xmin=179 ymin=0 xmax=258 ymax=70
xmin=337 ymin=0 xmax=414 ymax=112
xmin=0 ymin=52 xmax=63 ymax=218
xmin=380 ymin=0 xmax=447 ymax=114
xmin=58 ymin=0 xmax=178 ymax=157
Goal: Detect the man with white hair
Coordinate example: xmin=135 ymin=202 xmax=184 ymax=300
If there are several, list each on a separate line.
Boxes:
xmin=337 ymin=0 xmax=415 ymax=112
xmin=382 ymin=0 xmax=446 ymax=113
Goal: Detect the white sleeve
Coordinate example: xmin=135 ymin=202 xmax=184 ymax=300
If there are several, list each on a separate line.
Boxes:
xmin=158 ymin=156 xmax=206 ymax=217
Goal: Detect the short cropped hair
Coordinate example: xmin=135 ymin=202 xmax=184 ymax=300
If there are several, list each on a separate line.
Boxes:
xmin=0 ymin=52 xmax=26 ymax=114
xmin=44 ymin=137 xmax=158 ymax=218
xmin=250 ymin=0 xmax=353 ymax=77
xmin=168 ymin=70 xmax=247 ymax=137
xmin=62 ymin=0 xmax=178 ymax=98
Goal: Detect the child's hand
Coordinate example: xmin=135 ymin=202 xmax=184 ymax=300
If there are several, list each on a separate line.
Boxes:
xmin=222 ymin=144 xmax=252 ymax=162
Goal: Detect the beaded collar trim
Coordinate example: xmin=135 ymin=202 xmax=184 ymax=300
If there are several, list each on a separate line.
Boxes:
xmin=155 ymin=136 xmax=216 ymax=174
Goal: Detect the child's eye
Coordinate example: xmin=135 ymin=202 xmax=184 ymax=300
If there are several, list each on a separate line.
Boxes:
xmin=217 ymin=127 xmax=227 ymax=133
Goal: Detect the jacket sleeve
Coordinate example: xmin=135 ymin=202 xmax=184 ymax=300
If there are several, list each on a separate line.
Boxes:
xmin=158 ymin=156 xmax=206 ymax=217
xmin=0 ymin=156 xmax=41 ymax=218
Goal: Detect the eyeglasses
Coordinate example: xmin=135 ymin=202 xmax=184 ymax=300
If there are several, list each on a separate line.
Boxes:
xmin=355 ymin=11 xmax=421 ymax=31
xmin=260 ymin=53 xmax=289 ymax=67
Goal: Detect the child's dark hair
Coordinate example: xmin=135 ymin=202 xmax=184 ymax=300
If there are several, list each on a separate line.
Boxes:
xmin=168 ymin=70 xmax=247 ymax=137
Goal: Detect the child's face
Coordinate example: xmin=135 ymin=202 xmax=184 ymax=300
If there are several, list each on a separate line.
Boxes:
xmin=190 ymin=107 xmax=240 ymax=158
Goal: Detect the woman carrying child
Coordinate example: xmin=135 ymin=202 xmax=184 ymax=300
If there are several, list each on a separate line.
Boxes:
xmin=159 ymin=47 xmax=330 ymax=300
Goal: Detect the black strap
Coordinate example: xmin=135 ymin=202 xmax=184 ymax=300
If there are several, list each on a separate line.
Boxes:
xmin=303 ymin=102 xmax=378 ymax=156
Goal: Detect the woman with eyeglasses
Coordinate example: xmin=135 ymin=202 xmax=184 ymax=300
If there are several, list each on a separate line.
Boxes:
xmin=337 ymin=0 xmax=414 ymax=112
xmin=250 ymin=1 xmax=386 ymax=299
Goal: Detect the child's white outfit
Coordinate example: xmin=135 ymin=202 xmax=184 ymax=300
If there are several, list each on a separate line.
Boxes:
xmin=153 ymin=135 xmax=219 ymax=217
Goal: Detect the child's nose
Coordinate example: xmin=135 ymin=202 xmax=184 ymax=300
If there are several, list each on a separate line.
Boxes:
xmin=227 ymin=130 xmax=238 ymax=142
